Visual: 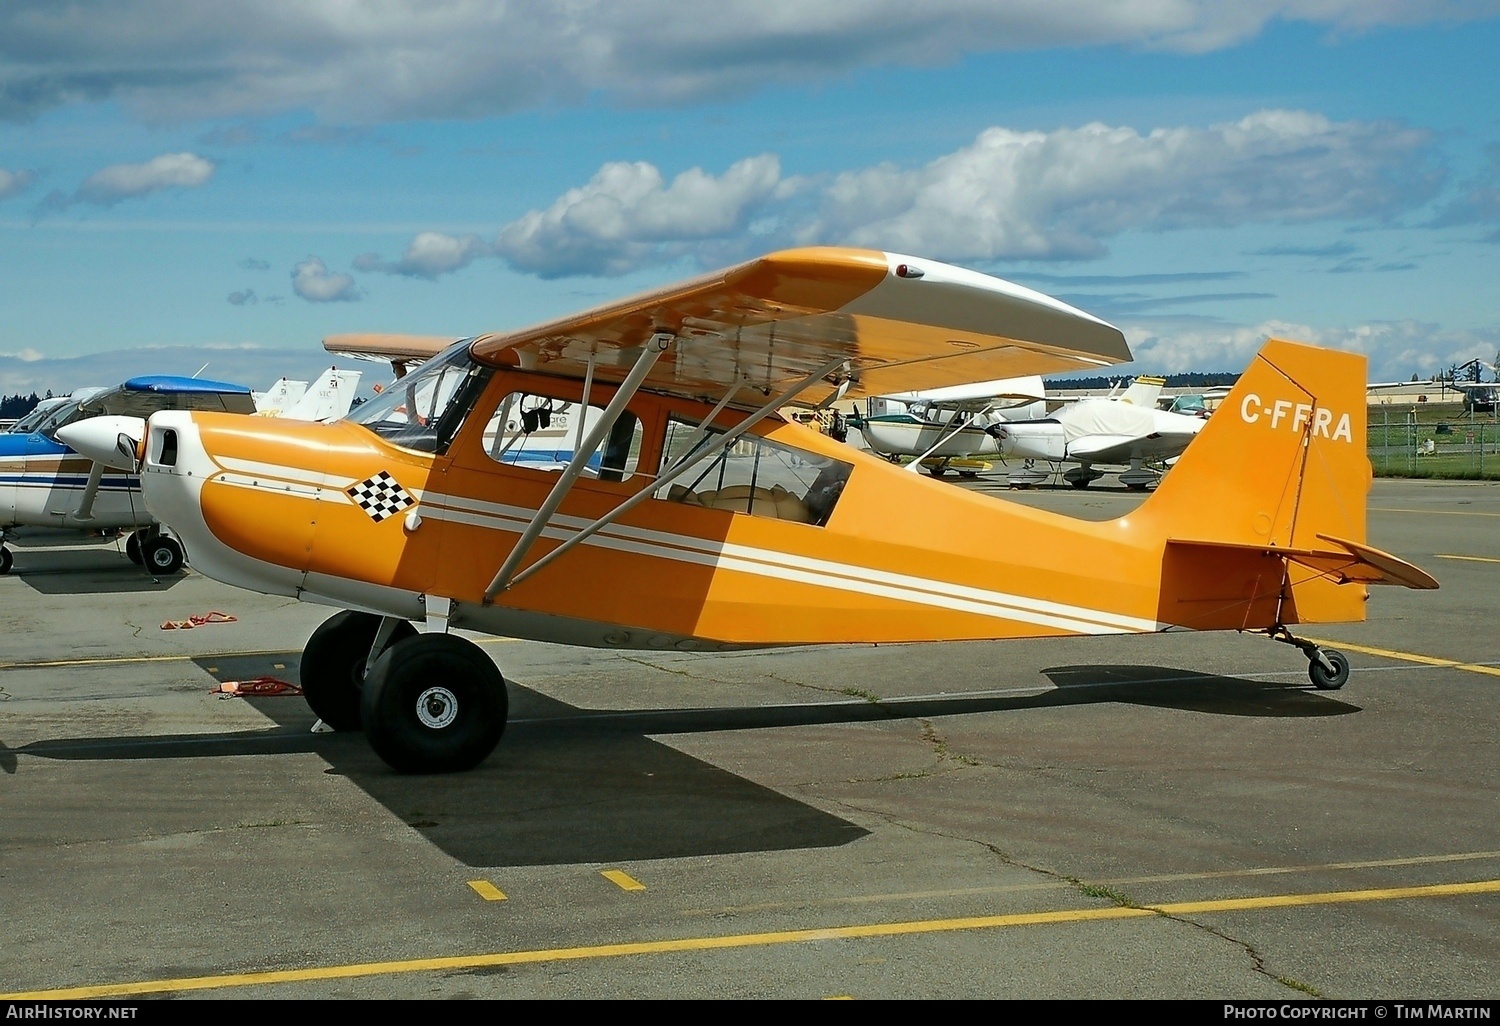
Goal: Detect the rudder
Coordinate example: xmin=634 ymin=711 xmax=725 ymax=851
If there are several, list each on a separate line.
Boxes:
xmin=1141 ymin=338 xmax=1375 ymax=628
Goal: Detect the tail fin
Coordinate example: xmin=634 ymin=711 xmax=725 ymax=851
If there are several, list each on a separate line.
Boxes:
xmin=282 ymin=367 xmax=363 ymax=422
xmin=1118 ymin=374 xmax=1165 ymax=408
xmin=1141 ymin=338 xmax=1435 ymax=630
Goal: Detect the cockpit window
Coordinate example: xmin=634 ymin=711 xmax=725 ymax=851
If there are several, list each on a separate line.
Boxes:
xmin=345 ymin=341 xmax=492 ymax=454
xmin=35 ymin=401 xmax=86 ymax=439
xmin=482 ymin=392 xmax=642 ymax=481
xmin=10 ymin=403 xmax=62 ymax=434
xmin=654 ymin=417 xmax=852 ymax=526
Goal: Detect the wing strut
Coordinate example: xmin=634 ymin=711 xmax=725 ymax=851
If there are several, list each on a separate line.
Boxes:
xmin=483 ymin=333 xmax=672 ymax=602
xmin=902 ymin=403 xmax=995 ymax=473
xmin=71 ymin=461 xmax=107 ymax=521
xmin=498 ymin=356 xmax=847 ymax=594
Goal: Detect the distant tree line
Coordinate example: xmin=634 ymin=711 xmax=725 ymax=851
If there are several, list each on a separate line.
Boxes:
xmin=0 ymin=391 xmax=49 ymax=419
xmin=1045 ymin=372 xmax=1240 ymax=390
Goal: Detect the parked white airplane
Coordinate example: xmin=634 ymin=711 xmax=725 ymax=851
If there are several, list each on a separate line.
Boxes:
xmin=847 ymin=375 xmax=1050 ymax=477
xmin=992 ymin=376 xmax=1208 ymax=489
xmin=260 ymin=366 xmax=363 ymax=422
xmin=253 ymin=377 xmax=308 ymax=416
xmin=1 ymin=368 xmax=363 ymax=575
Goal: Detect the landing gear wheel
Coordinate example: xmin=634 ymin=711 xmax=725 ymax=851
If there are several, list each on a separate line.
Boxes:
xmin=0 ymin=546 xmax=11 ymax=575
xmin=1069 ymin=477 xmax=1091 ymax=489
xmin=958 ymin=471 xmax=979 ymax=479
xmin=925 ymin=465 xmax=948 ymax=477
xmin=140 ymin=535 xmax=184 ymax=575
xmin=125 ymin=530 xmax=145 ymax=565
xmin=1126 ymin=482 xmax=1149 ymax=492
xmin=1308 ymin=648 xmax=1350 ymax=690
xmin=300 ymin=611 xmax=418 ymax=732
xmin=361 ymin=633 xmax=508 ymax=774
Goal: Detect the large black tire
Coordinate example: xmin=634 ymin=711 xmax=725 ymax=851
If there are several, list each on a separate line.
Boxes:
xmin=140 ymin=535 xmax=184 ymax=574
xmin=361 ymin=633 xmax=508 ymax=774
xmin=125 ymin=530 xmax=145 ymax=565
xmin=0 ymin=546 xmax=11 ymax=575
xmin=1308 ymin=649 xmax=1350 ymax=690
xmin=300 ymin=611 xmax=418 ymax=731
xmin=1069 ymin=477 xmax=1091 ymax=489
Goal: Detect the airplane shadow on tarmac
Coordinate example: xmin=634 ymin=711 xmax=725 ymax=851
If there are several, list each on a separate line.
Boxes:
xmin=0 ymin=654 xmax=1357 ymax=867
xmin=4 ymin=535 xmax=187 ymax=594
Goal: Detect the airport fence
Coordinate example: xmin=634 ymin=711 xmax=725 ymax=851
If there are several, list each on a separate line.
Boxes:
xmin=1368 ymin=406 xmax=1500 ymax=479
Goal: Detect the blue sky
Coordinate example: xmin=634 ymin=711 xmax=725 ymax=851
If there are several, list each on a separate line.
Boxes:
xmin=2 ymin=2 xmax=1499 ymax=394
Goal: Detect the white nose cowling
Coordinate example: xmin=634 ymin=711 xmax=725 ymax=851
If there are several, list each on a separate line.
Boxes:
xmin=55 ymin=415 xmax=146 ymax=470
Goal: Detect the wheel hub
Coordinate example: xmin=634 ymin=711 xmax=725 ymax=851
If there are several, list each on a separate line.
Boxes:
xmin=415 ymin=686 xmax=459 ymax=729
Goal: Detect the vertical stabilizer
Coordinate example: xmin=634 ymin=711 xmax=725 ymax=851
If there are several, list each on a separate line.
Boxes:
xmin=1141 ymin=338 xmax=1376 ymax=627
xmin=282 ymin=368 xmax=363 ymax=422
xmin=1118 ymin=375 xmax=1165 ymax=408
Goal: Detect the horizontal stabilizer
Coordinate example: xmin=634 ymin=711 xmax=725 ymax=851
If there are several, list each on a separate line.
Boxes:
xmin=1166 ymin=536 xmax=1439 ymax=590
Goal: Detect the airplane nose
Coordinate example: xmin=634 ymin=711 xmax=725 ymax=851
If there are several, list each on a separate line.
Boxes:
xmin=54 ymin=415 xmax=146 ymax=470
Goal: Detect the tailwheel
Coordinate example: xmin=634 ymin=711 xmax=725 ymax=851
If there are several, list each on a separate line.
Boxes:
xmin=1308 ymin=648 xmax=1350 ymax=690
xmin=300 ymin=611 xmax=418 ymax=731
xmin=1268 ymin=626 xmax=1351 ymax=690
xmin=361 ymin=633 xmax=508 ymax=774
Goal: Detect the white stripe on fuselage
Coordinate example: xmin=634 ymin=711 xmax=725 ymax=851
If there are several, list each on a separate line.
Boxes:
xmin=198 ymin=459 xmax=1159 ymax=636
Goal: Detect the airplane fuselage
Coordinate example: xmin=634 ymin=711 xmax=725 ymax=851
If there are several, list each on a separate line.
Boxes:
xmin=138 ymin=343 xmax=1371 ymax=652
xmin=0 ymin=433 xmax=150 ymax=532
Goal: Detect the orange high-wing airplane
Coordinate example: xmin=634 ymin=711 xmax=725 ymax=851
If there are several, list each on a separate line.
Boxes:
xmin=78 ymin=247 xmax=1436 ymax=774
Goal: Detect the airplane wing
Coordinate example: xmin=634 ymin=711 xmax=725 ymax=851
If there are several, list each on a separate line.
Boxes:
xmin=78 ymin=375 xmax=258 ymax=418
xmin=467 ymin=247 xmax=1130 ymax=410
xmin=878 ymin=374 xmax=1048 ymax=415
xmin=323 ymin=334 xmax=458 ymax=379
xmin=1070 ymin=429 xmax=1203 ymax=464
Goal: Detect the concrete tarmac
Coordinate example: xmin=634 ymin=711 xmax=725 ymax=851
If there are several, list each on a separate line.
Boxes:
xmin=0 ymin=478 xmax=1496 ymax=1000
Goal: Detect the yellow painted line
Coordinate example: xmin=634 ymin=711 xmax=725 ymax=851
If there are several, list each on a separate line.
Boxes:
xmin=601 ymin=870 xmax=646 ymax=892
xmin=468 ymin=880 xmax=507 ymax=902
xmin=1435 ymin=553 xmax=1500 ymax=564
xmin=1304 ymin=637 xmax=1500 ymax=679
xmin=1372 ymin=507 xmax=1500 ymax=517
xmin=684 ymin=849 xmax=1500 ymax=917
xmin=4 ymin=879 xmax=1497 ymax=1000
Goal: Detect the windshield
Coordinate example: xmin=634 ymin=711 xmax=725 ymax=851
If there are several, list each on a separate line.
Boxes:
xmin=345 ymin=340 xmax=491 ymax=453
xmin=33 ymin=400 xmax=86 ymax=440
xmin=10 ymin=403 xmax=62 ymax=433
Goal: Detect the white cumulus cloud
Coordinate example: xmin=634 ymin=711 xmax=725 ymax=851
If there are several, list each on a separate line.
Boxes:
xmin=494 ymin=155 xmax=783 ymax=277
xmin=40 ymin=152 xmax=216 ymax=211
xmin=806 ymin=110 xmax=1440 ymax=261
xmin=291 ymin=256 xmax=361 ymax=303
xmin=354 ymin=231 xmax=490 ymax=279
xmin=485 ymin=111 xmax=1440 ymax=276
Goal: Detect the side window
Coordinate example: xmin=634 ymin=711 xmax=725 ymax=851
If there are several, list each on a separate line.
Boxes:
xmin=482 ymin=391 xmax=643 ymax=482
xmin=654 ymin=417 xmax=852 ymax=526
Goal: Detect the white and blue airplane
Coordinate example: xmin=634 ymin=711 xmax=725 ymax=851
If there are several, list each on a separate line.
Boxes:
xmin=1 ymin=365 xmax=366 ymax=575
xmin=0 ymin=374 xmax=261 ymax=575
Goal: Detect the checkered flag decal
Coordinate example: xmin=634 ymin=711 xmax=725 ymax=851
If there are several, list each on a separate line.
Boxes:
xmin=347 ymin=471 xmax=415 ymax=522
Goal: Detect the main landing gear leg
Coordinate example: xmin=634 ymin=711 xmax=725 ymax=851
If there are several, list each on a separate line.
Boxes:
xmin=1267 ymin=625 xmax=1350 ymax=690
